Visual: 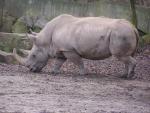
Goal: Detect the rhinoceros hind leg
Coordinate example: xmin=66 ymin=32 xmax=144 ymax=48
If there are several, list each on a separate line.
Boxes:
xmin=117 ymin=56 xmax=136 ymax=79
xmin=50 ymin=58 xmax=66 ymax=75
xmin=119 ymin=63 xmax=128 ymax=78
xmin=63 ymin=51 xmax=87 ymax=75
xmin=127 ymin=56 xmax=136 ymax=79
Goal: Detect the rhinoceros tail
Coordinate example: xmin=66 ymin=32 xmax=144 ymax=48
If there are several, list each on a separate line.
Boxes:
xmin=132 ymin=27 xmax=140 ymax=56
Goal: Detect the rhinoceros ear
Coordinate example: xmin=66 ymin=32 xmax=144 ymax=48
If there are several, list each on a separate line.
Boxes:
xmin=29 ymin=29 xmax=38 ymax=36
xmin=26 ymin=33 xmax=37 ymax=44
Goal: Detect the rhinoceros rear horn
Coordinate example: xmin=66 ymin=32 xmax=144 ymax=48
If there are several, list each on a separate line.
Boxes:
xmin=13 ymin=48 xmax=26 ymax=65
xmin=26 ymin=33 xmax=37 ymax=44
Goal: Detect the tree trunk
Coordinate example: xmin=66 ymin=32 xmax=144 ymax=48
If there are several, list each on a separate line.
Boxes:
xmin=130 ymin=0 xmax=138 ymax=28
xmin=0 ymin=0 xmax=5 ymax=30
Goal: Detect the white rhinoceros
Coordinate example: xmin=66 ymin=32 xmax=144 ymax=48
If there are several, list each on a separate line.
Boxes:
xmin=13 ymin=14 xmax=139 ymax=79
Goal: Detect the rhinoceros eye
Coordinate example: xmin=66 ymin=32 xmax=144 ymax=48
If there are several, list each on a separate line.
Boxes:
xmin=32 ymin=54 xmax=36 ymax=58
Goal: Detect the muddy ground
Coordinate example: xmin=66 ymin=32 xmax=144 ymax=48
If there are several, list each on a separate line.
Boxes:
xmin=0 ymin=46 xmax=150 ymax=113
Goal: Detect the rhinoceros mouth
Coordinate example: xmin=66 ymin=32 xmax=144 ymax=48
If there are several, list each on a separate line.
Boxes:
xmin=30 ymin=67 xmax=42 ymax=72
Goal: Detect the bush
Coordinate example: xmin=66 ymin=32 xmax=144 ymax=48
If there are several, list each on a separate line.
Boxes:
xmin=142 ymin=34 xmax=150 ymax=44
xmin=12 ymin=20 xmax=28 ymax=33
xmin=0 ymin=15 xmax=17 ymax=32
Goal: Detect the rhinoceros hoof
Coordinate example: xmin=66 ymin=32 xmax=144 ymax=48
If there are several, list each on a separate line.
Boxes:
xmin=127 ymin=72 xmax=136 ymax=80
xmin=79 ymin=70 xmax=88 ymax=75
xmin=50 ymin=70 xmax=60 ymax=75
xmin=120 ymin=74 xmax=128 ymax=78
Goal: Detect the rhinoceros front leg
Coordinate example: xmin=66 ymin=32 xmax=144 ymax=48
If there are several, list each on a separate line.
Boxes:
xmin=50 ymin=58 xmax=66 ymax=74
xmin=63 ymin=51 xmax=87 ymax=75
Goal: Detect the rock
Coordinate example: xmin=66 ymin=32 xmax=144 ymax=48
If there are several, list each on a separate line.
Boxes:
xmin=18 ymin=15 xmax=47 ymax=28
xmin=35 ymin=17 xmax=48 ymax=28
xmin=12 ymin=15 xmax=48 ymax=33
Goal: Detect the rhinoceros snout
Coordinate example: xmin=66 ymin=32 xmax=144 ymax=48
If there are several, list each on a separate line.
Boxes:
xmin=30 ymin=67 xmax=41 ymax=72
xmin=28 ymin=65 xmax=42 ymax=72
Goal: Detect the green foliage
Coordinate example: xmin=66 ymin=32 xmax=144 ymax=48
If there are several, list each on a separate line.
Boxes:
xmin=139 ymin=36 xmax=145 ymax=47
xmin=138 ymin=34 xmax=150 ymax=47
xmin=0 ymin=34 xmax=31 ymax=53
xmin=12 ymin=20 xmax=27 ymax=33
xmin=1 ymin=15 xmax=17 ymax=32
xmin=143 ymin=34 xmax=150 ymax=44
xmin=32 ymin=26 xmax=41 ymax=32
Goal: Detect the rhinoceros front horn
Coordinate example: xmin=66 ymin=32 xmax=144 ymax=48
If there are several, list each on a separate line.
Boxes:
xmin=13 ymin=48 xmax=27 ymax=66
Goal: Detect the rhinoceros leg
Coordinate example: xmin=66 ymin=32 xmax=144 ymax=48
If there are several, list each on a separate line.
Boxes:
xmin=117 ymin=56 xmax=136 ymax=79
xmin=127 ymin=56 xmax=136 ymax=78
xmin=122 ymin=63 xmax=129 ymax=78
xmin=51 ymin=58 xmax=66 ymax=74
xmin=63 ymin=51 xmax=87 ymax=75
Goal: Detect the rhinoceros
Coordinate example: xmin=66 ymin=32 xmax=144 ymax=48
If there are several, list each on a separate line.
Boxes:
xmin=13 ymin=14 xmax=139 ymax=79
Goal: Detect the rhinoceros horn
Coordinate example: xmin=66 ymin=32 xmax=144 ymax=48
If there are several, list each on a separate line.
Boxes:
xmin=26 ymin=33 xmax=37 ymax=44
xmin=13 ymin=48 xmax=26 ymax=65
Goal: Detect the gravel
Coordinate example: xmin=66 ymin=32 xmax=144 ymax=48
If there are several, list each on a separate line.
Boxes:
xmin=0 ymin=45 xmax=150 ymax=113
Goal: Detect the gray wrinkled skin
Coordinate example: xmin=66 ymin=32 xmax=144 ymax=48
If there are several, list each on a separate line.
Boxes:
xmin=14 ymin=14 xmax=139 ymax=78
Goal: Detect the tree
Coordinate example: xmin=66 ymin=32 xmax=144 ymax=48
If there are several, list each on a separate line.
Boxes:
xmin=130 ymin=0 xmax=137 ymax=28
xmin=0 ymin=0 xmax=5 ymax=30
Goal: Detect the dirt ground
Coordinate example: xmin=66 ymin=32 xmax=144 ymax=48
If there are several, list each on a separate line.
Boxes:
xmin=0 ymin=46 xmax=150 ymax=113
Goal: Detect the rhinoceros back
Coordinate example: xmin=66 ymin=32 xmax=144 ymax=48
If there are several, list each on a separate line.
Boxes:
xmin=48 ymin=15 xmax=138 ymax=60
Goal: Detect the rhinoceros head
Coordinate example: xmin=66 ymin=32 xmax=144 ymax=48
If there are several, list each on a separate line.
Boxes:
xmin=13 ymin=31 xmax=49 ymax=72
